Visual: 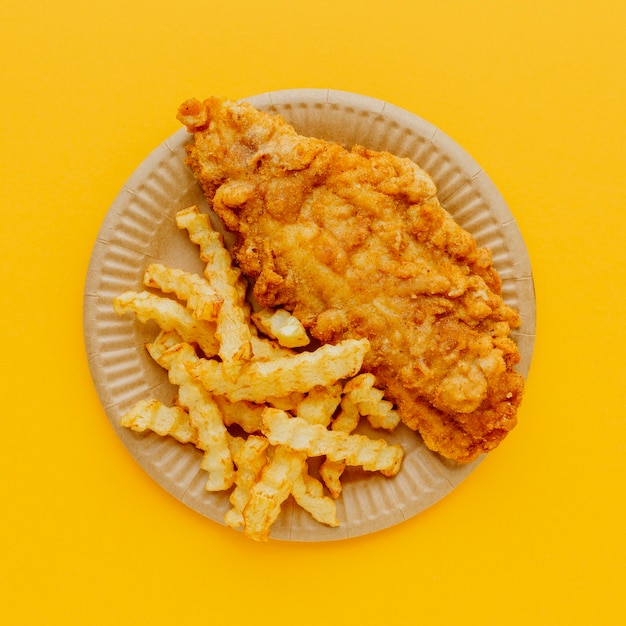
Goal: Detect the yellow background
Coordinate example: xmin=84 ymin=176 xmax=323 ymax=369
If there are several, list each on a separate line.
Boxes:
xmin=2 ymin=0 xmax=625 ymax=624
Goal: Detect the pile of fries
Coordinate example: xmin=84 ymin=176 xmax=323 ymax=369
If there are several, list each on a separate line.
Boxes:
xmin=114 ymin=205 xmax=404 ymax=541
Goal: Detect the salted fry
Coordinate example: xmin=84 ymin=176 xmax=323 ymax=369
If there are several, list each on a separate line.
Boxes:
xmin=251 ymin=307 xmax=310 ymax=348
xmin=176 ymin=205 xmax=251 ymax=377
xmin=242 ymin=445 xmax=306 ymax=542
xmin=113 ymin=290 xmax=219 ymax=357
xmin=121 ymin=398 xmax=196 ymax=445
xmin=261 ymin=408 xmax=404 ymax=477
xmin=188 ymin=338 xmax=370 ymax=403
xmin=143 ymin=263 xmax=222 ymax=321
xmin=147 ymin=332 xmax=234 ymax=491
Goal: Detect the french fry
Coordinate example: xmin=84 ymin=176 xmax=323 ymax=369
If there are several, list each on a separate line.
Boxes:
xmin=261 ymin=408 xmax=404 ymax=477
xmin=251 ymin=307 xmax=310 ymax=348
xmin=319 ymin=396 xmax=361 ymax=498
xmin=361 ymin=400 xmax=401 ymax=431
xmin=331 ymin=396 xmax=362 ymax=434
xmin=318 ymin=458 xmax=345 ymax=501
xmin=264 ymin=392 xmax=306 ymax=412
xmin=147 ymin=331 xmax=234 ymax=492
xmin=343 ymin=373 xmax=401 ymax=431
xmin=292 ymin=462 xmax=339 ymax=527
xmin=175 ymin=205 xmax=251 ymax=378
xmin=120 ymin=398 xmax=196 ymax=445
xmin=249 ymin=334 xmax=295 ymax=361
xmin=116 ymin=202 xmax=409 ymax=540
xmin=242 ymin=445 xmax=306 ymax=542
xmin=214 ymin=396 xmax=265 ymax=434
xmin=246 ymin=338 xmax=342 ymax=533
xmin=188 ymin=338 xmax=370 ymax=403
xmin=343 ymin=373 xmax=381 ymax=404
xmin=226 ymin=433 xmax=246 ymax=459
xmin=294 ymin=383 xmax=342 ymax=426
xmin=113 ymin=290 xmax=219 ymax=358
xmin=224 ymin=435 xmax=270 ymax=530
xmin=143 ymin=263 xmax=222 ymax=322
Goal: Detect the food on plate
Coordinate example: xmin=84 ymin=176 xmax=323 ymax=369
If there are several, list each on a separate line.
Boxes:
xmin=114 ymin=206 xmax=405 ymax=541
xmin=261 ymin=408 xmax=404 ymax=477
xmin=177 ymin=96 xmax=525 ymax=463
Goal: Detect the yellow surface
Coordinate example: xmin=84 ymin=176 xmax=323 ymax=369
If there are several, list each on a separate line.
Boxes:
xmin=1 ymin=0 xmax=625 ymax=624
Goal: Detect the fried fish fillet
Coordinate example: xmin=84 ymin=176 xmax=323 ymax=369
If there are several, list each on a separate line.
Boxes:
xmin=177 ymin=97 xmax=524 ymax=463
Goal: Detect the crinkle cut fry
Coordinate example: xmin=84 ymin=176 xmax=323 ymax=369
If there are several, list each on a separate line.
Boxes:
xmin=214 ymin=396 xmax=265 ymax=434
xmin=319 ymin=395 xmax=361 ymax=499
xmin=121 ymin=398 xmax=196 ymax=445
xmin=261 ymin=408 xmax=403 ymax=477
xmin=187 ymin=338 xmax=370 ymax=403
xmin=249 ymin=334 xmax=295 ymax=361
xmin=225 ymin=435 xmax=270 ymax=530
xmin=147 ymin=331 xmax=234 ymax=491
xmin=343 ymin=373 xmax=401 ymax=431
xmin=291 ymin=461 xmax=339 ymax=527
xmin=294 ymin=383 xmax=342 ymax=427
xmin=242 ymin=445 xmax=306 ymax=542
xmin=251 ymin=307 xmax=310 ymax=348
xmin=175 ymin=205 xmax=252 ymax=379
xmin=143 ymin=263 xmax=223 ymax=322
xmin=290 ymin=382 xmax=342 ymax=516
xmin=113 ymin=290 xmax=219 ymax=357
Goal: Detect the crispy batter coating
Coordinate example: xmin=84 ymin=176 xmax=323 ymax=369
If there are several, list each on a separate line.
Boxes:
xmin=177 ymin=97 xmax=524 ymax=462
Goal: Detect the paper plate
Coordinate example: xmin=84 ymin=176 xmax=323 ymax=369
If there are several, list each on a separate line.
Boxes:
xmin=84 ymin=89 xmax=536 ymax=541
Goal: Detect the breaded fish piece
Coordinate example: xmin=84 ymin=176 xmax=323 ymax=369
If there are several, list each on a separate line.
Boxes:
xmin=177 ymin=97 xmax=524 ymax=463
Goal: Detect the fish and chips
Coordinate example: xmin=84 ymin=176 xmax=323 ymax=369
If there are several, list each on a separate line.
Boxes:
xmin=112 ymin=96 xmax=526 ymax=540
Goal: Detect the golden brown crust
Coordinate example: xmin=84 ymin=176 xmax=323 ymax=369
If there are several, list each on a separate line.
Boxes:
xmin=177 ymin=97 xmax=524 ymax=463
